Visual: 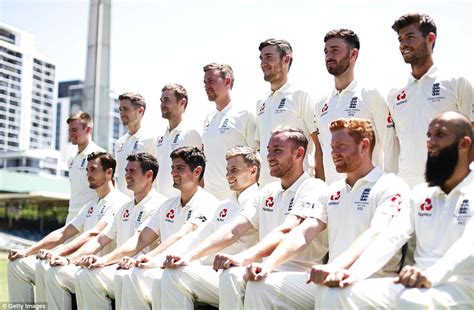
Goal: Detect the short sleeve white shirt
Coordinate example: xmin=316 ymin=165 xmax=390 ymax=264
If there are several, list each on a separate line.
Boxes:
xmin=256 ymin=82 xmax=317 ymax=186
xmin=145 ymin=187 xmax=220 ymax=242
xmin=323 ymin=167 xmax=410 ymax=274
xmin=315 ymin=80 xmax=398 ymax=183
xmin=67 ymin=141 xmax=105 ymax=219
xmin=387 ymin=65 xmax=473 ymax=188
xmin=102 ymin=190 xmax=166 ymax=247
xmin=69 ymin=189 xmax=130 ymax=233
xmin=114 ymin=128 xmax=157 ymax=197
xmin=155 ymin=120 xmax=202 ymax=198
xmin=241 ymin=172 xmax=325 ymax=271
xmin=202 ymin=103 xmax=258 ymax=200
xmin=349 ymin=171 xmax=474 ymax=282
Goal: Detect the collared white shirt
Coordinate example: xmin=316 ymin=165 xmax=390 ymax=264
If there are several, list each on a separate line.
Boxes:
xmin=67 ymin=141 xmax=104 ymax=219
xmin=256 ymin=82 xmax=317 ymax=186
xmin=202 ymin=102 xmax=258 ymax=200
xmin=114 ymin=127 xmax=157 ymax=197
xmin=322 ymin=166 xmax=410 ymax=275
xmin=241 ymin=172 xmax=327 ymax=271
xmin=315 ymin=80 xmax=398 ymax=183
xmin=155 ymin=120 xmax=202 ymax=198
xmin=69 ymin=189 xmax=130 ymax=233
xmin=387 ymin=65 xmax=473 ymax=188
xmin=194 ymin=184 xmax=260 ymax=263
xmin=103 ymin=190 xmax=166 ymax=247
xmin=349 ymin=171 xmax=473 ymax=282
xmin=145 ymin=187 xmax=220 ymax=243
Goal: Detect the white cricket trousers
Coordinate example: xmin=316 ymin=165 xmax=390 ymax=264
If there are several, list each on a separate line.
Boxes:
xmin=316 ymin=277 xmax=474 ymax=309
xmin=119 ymin=267 xmax=163 ymax=310
xmin=45 ymin=264 xmax=80 ymax=310
xmin=244 ymin=271 xmax=317 ymax=309
xmin=7 ymin=255 xmax=36 ymax=302
xmin=161 ymin=263 xmax=220 ymax=309
xmin=75 ymin=264 xmax=125 ymax=310
xmin=34 ymin=259 xmax=50 ymax=302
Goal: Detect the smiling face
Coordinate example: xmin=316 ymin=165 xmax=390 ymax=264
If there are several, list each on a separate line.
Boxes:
xmin=68 ymin=119 xmax=89 ymax=145
xmin=125 ymin=160 xmax=150 ymax=193
xmin=397 ymin=23 xmax=431 ymax=66
xmin=330 ymin=128 xmax=364 ymax=174
xmin=226 ymin=155 xmax=256 ymax=194
xmin=171 ymin=157 xmax=198 ymax=191
xmin=259 ymin=45 xmax=287 ymax=84
xmin=119 ymin=99 xmax=142 ymax=127
xmin=203 ymin=69 xmax=228 ymax=102
xmin=266 ymin=132 xmax=299 ymax=178
xmin=324 ymin=38 xmax=352 ymax=77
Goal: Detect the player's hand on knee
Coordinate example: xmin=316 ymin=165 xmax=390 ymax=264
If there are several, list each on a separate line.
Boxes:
xmin=395 ymin=265 xmax=428 ymax=288
xmin=88 ymin=255 xmax=105 ymax=269
xmin=306 ymin=264 xmax=335 ymax=285
xmin=323 ymin=269 xmax=349 ymax=287
xmin=118 ymin=256 xmax=136 ymax=270
xmin=339 ymin=271 xmax=358 ymax=288
xmin=212 ymin=253 xmax=242 ymax=271
xmin=246 ymin=262 xmax=271 ymax=281
xmin=8 ymin=249 xmax=26 ymax=261
xmin=50 ymin=255 xmax=69 ymax=267
xmin=37 ymin=248 xmax=52 ymax=260
xmin=79 ymin=254 xmax=97 ymax=268
xmin=136 ymin=254 xmax=155 ymax=268
xmin=163 ymin=254 xmax=187 ymax=269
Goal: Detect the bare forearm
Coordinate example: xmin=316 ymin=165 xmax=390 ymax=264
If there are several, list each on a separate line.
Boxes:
xmin=68 ymin=239 xmax=104 ymax=261
xmin=102 ymin=235 xmax=145 ymax=265
xmin=189 ymin=229 xmax=239 ymax=261
xmin=26 ymin=228 xmax=72 ymax=256
xmin=239 ymin=231 xmax=286 ymax=265
xmin=148 ymin=234 xmax=181 ymax=257
xmin=331 ymin=229 xmax=379 ymax=269
xmin=57 ymin=231 xmax=98 ymax=256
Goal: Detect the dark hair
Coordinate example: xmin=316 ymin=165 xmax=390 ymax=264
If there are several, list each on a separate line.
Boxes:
xmin=118 ymin=92 xmax=147 ymax=111
xmin=259 ymin=38 xmax=293 ymax=69
xmin=324 ymin=28 xmax=360 ymax=50
xmin=87 ymin=151 xmax=117 ymax=178
xmin=392 ymin=13 xmax=437 ymax=48
xmin=271 ymin=126 xmax=308 ymax=156
xmin=126 ymin=152 xmax=159 ymax=182
xmin=170 ymin=147 xmax=206 ymax=181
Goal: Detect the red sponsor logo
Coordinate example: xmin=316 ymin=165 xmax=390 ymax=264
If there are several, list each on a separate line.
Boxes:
xmin=330 ymin=191 xmax=341 ymax=201
xmin=391 ymin=193 xmax=402 ymax=212
xmin=219 ymin=208 xmax=228 ymax=219
xmin=420 ymin=198 xmax=433 ymax=211
xmin=166 ymin=209 xmax=175 ymax=219
xmin=204 ymin=120 xmax=210 ymax=129
xmin=321 ymin=103 xmax=329 ymax=113
xmin=396 ymin=90 xmax=406 ymax=101
xmin=259 ymin=102 xmax=266 ymax=113
xmin=387 ymin=113 xmax=393 ymax=124
xmin=265 ymin=197 xmax=274 ymax=207
xmin=122 ymin=209 xmax=130 ymax=220
xmin=87 ymin=206 xmax=94 ymax=215
xmin=157 ymin=136 xmax=164 ymax=146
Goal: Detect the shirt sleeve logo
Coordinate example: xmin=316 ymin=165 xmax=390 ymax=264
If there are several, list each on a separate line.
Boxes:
xmin=390 ymin=194 xmax=403 ymax=212
xmin=418 ymin=198 xmax=433 ymax=217
xmin=217 ymin=208 xmax=228 ymax=221
xmin=166 ymin=209 xmax=175 ymax=220
xmin=86 ymin=206 xmax=94 ymax=217
xmin=258 ymin=102 xmax=266 ymax=115
xmin=320 ymin=103 xmax=329 ymax=116
xmin=386 ymin=112 xmax=395 ymax=128
xmin=263 ymin=196 xmax=275 ymax=212
xmin=157 ymin=136 xmax=164 ymax=147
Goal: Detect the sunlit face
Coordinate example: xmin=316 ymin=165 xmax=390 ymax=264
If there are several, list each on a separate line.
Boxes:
xmin=259 ymin=45 xmax=286 ymax=83
xmin=426 ymin=119 xmax=458 ymax=158
xmin=171 ymin=157 xmax=197 ymax=191
xmin=86 ymin=158 xmax=108 ymax=189
xmin=125 ymin=160 xmax=148 ymax=192
xmin=68 ymin=119 xmax=88 ymax=145
xmin=267 ymin=133 xmax=298 ymax=178
xmin=324 ymin=38 xmax=351 ymax=76
xmin=330 ymin=128 xmax=363 ymax=173
xmin=160 ymin=90 xmax=183 ymax=120
xmin=203 ymin=69 xmax=227 ymax=102
xmin=397 ymin=24 xmax=431 ymax=66
xmin=226 ymin=155 xmax=256 ymax=193
xmin=119 ymin=99 xmax=142 ymax=127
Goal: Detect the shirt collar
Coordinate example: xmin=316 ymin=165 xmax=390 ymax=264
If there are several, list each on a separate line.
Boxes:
xmin=181 ymin=186 xmax=205 ymax=209
xmin=407 ymin=65 xmax=438 ymax=84
xmin=167 ymin=118 xmax=186 ymax=134
xmin=134 ymin=189 xmax=157 ymax=207
xmin=236 ymin=183 xmax=259 ymax=206
xmin=269 ymin=80 xmax=291 ymax=97
xmin=281 ymin=172 xmax=311 ymax=193
xmin=128 ymin=127 xmax=144 ymax=139
xmin=216 ymin=102 xmax=233 ymax=114
xmin=432 ymin=170 xmax=474 ymax=196
xmin=331 ymin=79 xmax=358 ymax=97
xmin=346 ymin=166 xmax=384 ymax=190
xmin=78 ymin=140 xmax=98 ymax=156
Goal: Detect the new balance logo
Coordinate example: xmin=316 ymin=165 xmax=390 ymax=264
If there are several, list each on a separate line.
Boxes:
xmin=360 ymin=188 xmax=371 ymax=202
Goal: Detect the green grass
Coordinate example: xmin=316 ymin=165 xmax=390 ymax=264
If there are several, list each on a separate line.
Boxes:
xmin=0 ymin=256 xmax=8 ymax=302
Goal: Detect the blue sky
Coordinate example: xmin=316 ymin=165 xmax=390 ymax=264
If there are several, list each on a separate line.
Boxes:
xmin=1 ymin=0 xmax=472 ymax=132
